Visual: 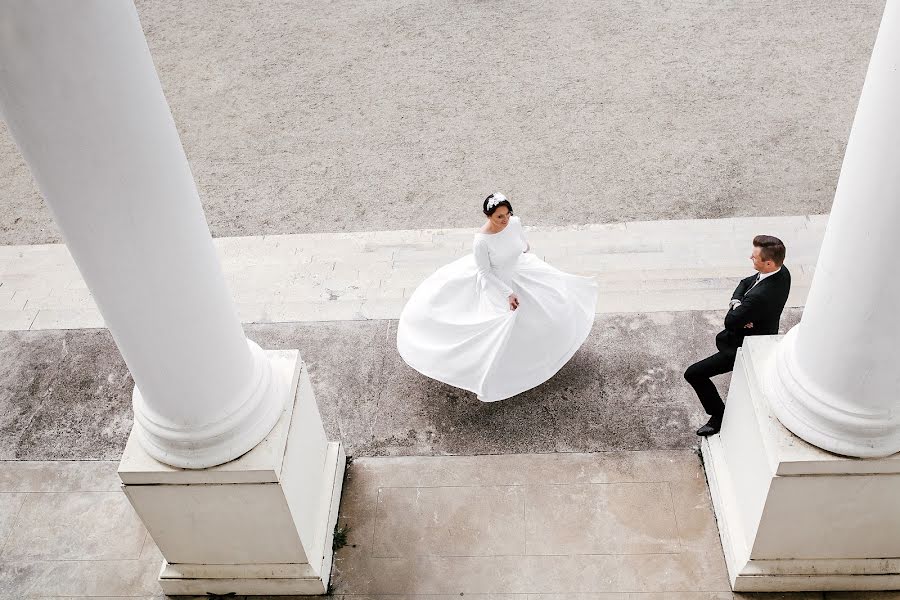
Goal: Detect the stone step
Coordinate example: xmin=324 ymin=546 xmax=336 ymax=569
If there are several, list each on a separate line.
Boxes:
xmin=0 ymin=214 xmax=826 ymax=330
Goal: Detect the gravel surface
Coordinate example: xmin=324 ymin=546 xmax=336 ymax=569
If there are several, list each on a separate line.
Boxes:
xmin=0 ymin=0 xmax=885 ymax=245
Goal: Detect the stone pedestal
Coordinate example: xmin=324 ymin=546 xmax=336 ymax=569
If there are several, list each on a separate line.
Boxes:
xmin=702 ymin=336 xmax=900 ymax=592
xmin=119 ymin=350 xmax=345 ymax=595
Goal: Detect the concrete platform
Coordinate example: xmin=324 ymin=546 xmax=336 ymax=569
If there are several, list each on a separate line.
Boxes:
xmin=0 ymin=308 xmax=801 ymax=462
xmin=0 ymin=455 xmax=896 ymax=599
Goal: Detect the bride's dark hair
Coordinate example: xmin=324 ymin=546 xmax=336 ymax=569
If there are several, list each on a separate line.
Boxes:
xmin=483 ymin=194 xmax=513 ymax=216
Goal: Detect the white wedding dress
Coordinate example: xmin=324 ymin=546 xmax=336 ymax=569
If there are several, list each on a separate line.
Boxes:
xmin=397 ymin=216 xmax=598 ymax=402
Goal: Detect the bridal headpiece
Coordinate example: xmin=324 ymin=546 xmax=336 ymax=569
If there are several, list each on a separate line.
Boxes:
xmin=486 ymin=193 xmax=508 ymax=211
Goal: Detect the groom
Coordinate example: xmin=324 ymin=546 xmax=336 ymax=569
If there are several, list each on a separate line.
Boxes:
xmin=685 ymin=235 xmax=791 ymax=436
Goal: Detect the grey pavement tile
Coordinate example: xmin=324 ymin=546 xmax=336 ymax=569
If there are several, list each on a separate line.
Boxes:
xmin=0 ymin=558 xmax=162 ymax=596
xmin=0 ymin=331 xmax=61 ymax=458
xmin=0 ymin=492 xmax=26 ymax=552
xmin=0 ymin=460 xmax=120 ymax=492
xmin=1 ymin=491 xmax=146 ymax=561
xmin=349 ymin=552 xmax=730 ymax=594
xmin=0 ymin=1 xmax=884 ymax=244
xmin=332 ymin=451 xmax=731 ymax=595
xmin=0 ymin=329 xmax=133 ymax=461
xmin=374 ymin=485 xmax=526 ymax=557
xmin=28 ymin=597 xmax=166 ymax=600
xmin=524 ymin=482 xmax=680 ymax=555
xmin=330 ymin=596 xmax=521 ymax=600
xmin=825 ymin=594 xmax=900 ymax=599
xmin=734 ymin=594 xmax=824 ymax=600
xmin=29 ymin=308 xmax=104 ymax=331
xmin=530 ymin=595 xmax=630 ymax=600
xmin=334 ymin=469 xmax=379 ymax=558
xmin=629 ymin=595 xmax=733 ymax=599
xmin=139 ymin=532 xmax=163 ymax=562
xmin=348 ymin=450 xmax=702 ymax=489
xmin=245 ymin=319 xmax=389 ymax=457
xmin=531 ymin=595 xmax=733 ymax=599
xmin=0 ymin=561 xmax=46 ymax=597
xmin=669 ymin=476 xmax=722 ymax=551
xmin=0 ymin=308 xmax=38 ymax=331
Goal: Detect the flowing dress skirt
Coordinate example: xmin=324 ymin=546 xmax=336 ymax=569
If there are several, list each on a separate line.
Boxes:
xmin=397 ymin=253 xmax=598 ymax=402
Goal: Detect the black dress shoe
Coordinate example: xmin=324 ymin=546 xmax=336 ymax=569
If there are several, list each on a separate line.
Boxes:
xmin=696 ymin=419 xmax=721 ymax=437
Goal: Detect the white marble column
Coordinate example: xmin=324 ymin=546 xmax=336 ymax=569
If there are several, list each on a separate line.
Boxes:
xmin=0 ymin=0 xmax=285 ymax=468
xmin=768 ymin=1 xmax=900 ymax=459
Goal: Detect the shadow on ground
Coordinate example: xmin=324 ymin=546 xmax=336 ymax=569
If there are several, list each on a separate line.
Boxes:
xmin=0 ymin=309 xmax=801 ymax=460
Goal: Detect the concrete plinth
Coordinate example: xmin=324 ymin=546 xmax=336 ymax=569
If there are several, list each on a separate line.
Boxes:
xmin=702 ymin=336 xmax=900 ymax=592
xmin=118 ymin=350 xmax=345 ymax=595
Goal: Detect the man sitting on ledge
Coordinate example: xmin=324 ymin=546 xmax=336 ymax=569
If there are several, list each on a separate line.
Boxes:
xmin=685 ymin=235 xmax=791 ymax=436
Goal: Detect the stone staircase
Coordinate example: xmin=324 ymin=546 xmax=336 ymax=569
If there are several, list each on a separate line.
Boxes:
xmin=0 ymin=214 xmax=826 ymax=331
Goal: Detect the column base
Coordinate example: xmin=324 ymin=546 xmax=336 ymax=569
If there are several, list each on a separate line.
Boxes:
xmin=119 ymin=350 xmax=345 ymax=596
xmin=156 ymin=439 xmax=345 ymax=595
xmin=768 ymin=326 xmax=900 ymax=458
xmin=701 ymin=336 xmax=900 ymax=592
xmin=131 ymin=339 xmax=289 ymax=469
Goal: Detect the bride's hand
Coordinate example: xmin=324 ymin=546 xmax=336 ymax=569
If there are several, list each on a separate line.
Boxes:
xmin=508 ymin=294 xmax=519 ymax=311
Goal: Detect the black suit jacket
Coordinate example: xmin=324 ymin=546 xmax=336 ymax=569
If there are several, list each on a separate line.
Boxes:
xmin=715 ymin=266 xmax=791 ymax=355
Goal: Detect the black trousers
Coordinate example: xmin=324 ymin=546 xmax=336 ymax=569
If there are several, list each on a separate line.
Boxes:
xmin=684 ymin=350 xmax=737 ymax=421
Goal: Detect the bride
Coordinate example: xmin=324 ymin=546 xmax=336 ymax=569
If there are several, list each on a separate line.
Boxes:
xmin=396 ymin=192 xmax=598 ymax=402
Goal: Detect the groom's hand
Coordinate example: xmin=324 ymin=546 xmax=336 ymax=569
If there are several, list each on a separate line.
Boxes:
xmin=743 ymin=322 xmax=754 ymax=329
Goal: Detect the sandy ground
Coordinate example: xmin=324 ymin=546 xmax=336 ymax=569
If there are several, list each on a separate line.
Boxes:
xmin=0 ymin=0 xmax=885 ymax=245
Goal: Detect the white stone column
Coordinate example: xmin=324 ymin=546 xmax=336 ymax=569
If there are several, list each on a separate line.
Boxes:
xmin=768 ymin=1 xmax=900 ymax=458
xmin=0 ymin=2 xmax=345 ymax=593
xmin=701 ymin=4 xmax=900 ymax=591
xmin=0 ymin=0 xmax=284 ymax=468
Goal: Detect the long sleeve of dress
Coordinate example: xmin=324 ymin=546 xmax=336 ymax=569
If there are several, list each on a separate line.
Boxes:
xmin=474 ymin=238 xmax=514 ymax=297
xmin=514 ymin=216 xmax=530 ymax=252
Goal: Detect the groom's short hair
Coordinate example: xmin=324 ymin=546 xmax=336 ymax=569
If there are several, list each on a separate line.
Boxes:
xmin=753 ymin=235 xmax=786 ymax=265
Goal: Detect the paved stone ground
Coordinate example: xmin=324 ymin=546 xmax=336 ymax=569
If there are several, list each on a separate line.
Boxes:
xmin=331 ymin=454 xmax=900 ymax=597
xmin=0 ymin=457 xmax=895 ymax=599
xmin=0 ymin=1 xmax=885 ymax=245
xmin=0 ymin=309 xmax=801 ymax=462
